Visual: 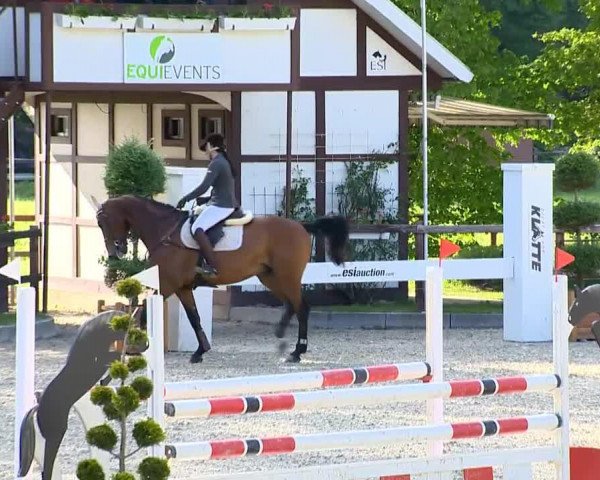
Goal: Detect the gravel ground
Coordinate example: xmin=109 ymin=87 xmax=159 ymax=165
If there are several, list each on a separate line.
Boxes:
xmin=1 ymin=314 xmax=600 ymax=480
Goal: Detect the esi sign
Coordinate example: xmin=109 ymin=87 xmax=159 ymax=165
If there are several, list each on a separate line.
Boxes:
xmin=124 ymin=33 xmax=222 ymax=84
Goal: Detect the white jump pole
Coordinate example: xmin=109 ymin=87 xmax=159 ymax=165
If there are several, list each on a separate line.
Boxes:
xmin=14 ymin=287 xmax=36 ymax=480
xmin=425 ymin=265 xmax=445 ymax=480
xmin=553 ymin=274 xmax=570 ymax=480
xmin=146 ymin=293 xmax=165 ymax=459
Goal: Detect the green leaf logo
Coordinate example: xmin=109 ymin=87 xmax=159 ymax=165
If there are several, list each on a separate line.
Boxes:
xmin=149 ymin=35 xmax=175 ymax=64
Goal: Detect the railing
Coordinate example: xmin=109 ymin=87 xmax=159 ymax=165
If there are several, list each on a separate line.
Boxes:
xmin=0 ymin=227 xmax=41 ymax=313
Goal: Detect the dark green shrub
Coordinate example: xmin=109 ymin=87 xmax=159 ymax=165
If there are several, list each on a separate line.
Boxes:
xmin=560 ymin=242 xmax=600 ymax=287
xmin=457 ymin=244 xmax=504 ymax=291
xmin=555 ymin=151 xmax=600 ymax=194
xmin=554 ymin=200 xmax=600 ymax=231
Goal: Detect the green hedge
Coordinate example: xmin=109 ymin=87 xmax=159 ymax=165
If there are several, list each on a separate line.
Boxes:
xmin=456 ymin=244 xmax=503 ymax=291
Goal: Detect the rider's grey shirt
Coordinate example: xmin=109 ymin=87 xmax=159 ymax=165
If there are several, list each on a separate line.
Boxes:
xmin=183 ymin=153 xmax=238 ymax=208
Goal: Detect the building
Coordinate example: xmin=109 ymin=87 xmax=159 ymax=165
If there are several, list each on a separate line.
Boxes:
xmin=0 ymin=0 xmax=553 ymax=310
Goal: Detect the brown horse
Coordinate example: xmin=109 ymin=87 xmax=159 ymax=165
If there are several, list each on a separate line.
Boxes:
xmin=94 ymin=195 xmax=349 ymax=364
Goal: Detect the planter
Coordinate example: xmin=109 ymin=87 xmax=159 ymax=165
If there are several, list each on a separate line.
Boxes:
xmin=219 ymin=16 xmax=296 ymax=31
xmin=55 ymin=13 xmax=137 ymax=30
xmin=136 ymin=16 xmax=216 ymax=32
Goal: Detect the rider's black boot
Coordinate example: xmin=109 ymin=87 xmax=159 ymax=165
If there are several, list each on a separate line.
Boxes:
xmin=193 ymin=228 xmax=218 ymax=277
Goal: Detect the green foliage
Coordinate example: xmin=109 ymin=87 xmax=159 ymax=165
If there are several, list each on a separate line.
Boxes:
xmin=110 ymin=314 xmax=132 ymax=333
xmin=133 ymin=419 xmax=167 ymax=448
xmin=554 ymin=200 xmax=600 ymax=230
xmin=90 ymin=386 xmax=115 ymax=407
xmin=101 ymin=402 xmax=121 ymax=422
xmin=127 ymin=328 xmax=149 ymax=350
xmin=100 ymin=255 xmax=151 ymax=289
xmin=114 ymin=386 xmax=140 ymax=416
xmin=138 ymin=457 xmax=170 ymax=480
xmin=131 ymin=377 xmax=154 ymax=401
xmin=77 ymin=459 xmax=105 ymax=480
xmin=103 ymin=137 xmax=166 ymax=198
xmin=86 ymin=425 xmax=118 ymax=452
xmin=561 ymin=242 xmax=600 ymax=286
xmin=336 ymin=158 xmax=396 ymax=223
xmin=109 ymin=361 xmax=129 ymax=381
xmin=147 ymin=5 xmax=218 ymax=20
xmin=554 ymin=151 xmax=600 ymax=193
xmin=516 ymin=5 xmax=600 ymax=152
xmin=116 ymin=278 xmax=144 ymax=300
xmin=457 ymin=243 xmax=504 ymax=290
xmin=408 ymin=126 xmax=506 ymax=228
xmin=227 ymin=3 xmax=294 ymax=19
xmin=127 ymin=356 xmax=147 ymax=372
xmin=112 ymin=473 xmax=135 ymax=480
xmin=279 ymin=166 xmax=316 ymax=222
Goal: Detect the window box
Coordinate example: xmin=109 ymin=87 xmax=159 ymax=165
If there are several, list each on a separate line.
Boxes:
xmin=162 ymin=110 xmax=187 ymax=148
xmin=55 ymin=13 xmax=137 ymax=30
xmin=50 ymin=108 xmax=72 ymax=145
xmin=218 ymin=16 xmax=296 ymax=31
xmin=136 ymin=16 xmax=216 ymax=32
xmin=198 ymin=110 xmax=226 ymax=145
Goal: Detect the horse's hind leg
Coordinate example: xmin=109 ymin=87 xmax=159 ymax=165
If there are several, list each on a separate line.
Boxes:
xmin=258 ymin=273 xmax=309 ymax=363
xmin=176 ymin=287 xmax=212 ymax=364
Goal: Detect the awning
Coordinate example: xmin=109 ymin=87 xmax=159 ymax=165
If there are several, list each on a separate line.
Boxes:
xmin=408 ymin=97 xmax=554 ymax=128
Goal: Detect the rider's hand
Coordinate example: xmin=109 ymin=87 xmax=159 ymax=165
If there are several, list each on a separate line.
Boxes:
xmin=176 ymin=198 xmax=187 ymax=209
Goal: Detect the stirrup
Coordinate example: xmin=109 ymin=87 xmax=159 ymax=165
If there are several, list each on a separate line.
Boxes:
xmin=196 ymin=258 xmax=218 ymax=277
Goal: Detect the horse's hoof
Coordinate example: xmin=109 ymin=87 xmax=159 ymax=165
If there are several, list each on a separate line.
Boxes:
xmin=278 ymin=340 xmax=288 ymax=354
xmin=275 ymin=325 xmax=285 ymax=339
xmin=285 ymin=353 xmax=301 ymax=363
xmin=190 ymin=352 xmax=204 ymax=364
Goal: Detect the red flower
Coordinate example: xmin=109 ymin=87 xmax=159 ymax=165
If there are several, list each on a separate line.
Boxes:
xmin=263 ymin=3 xmax=273 ymax=10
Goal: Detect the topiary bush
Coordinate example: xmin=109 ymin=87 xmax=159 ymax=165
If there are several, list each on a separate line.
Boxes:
xmin=554 ymin=151 xmax=600 ymax=195
xmin=554 ymin=200 xmax=600 ymax=231
xmin=560 ymin=242 xmax=600 ymax=288
xmin=77 ymin=278 xmax=169 ymax=480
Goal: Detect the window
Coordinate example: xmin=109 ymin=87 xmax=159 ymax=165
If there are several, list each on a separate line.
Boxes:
xmin=161 ymin=109 xmax=186 ymax=147
xmin=50 ymin=108 xmax=71 ymax=144
xmin=198 ymin=110 xmax=226 ymax=148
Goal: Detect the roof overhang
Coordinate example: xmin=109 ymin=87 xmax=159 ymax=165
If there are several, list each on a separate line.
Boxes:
xmin=408 ymin=97 xmax=555 ymax=129
xmin=351 ymin=0 xmax=474 ymax=83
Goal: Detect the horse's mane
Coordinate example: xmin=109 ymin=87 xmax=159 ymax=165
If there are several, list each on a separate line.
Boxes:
xmin=114 ymin=194 xmax=186 ymax=219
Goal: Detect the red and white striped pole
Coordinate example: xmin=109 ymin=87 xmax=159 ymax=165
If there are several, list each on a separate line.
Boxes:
xmin=165 ymin=374 xmax=560 ymax=419
xmin=165 ymin=413 xmax=561 ymax=461
xmin=164 ymin=361 xmax=431 ymax=401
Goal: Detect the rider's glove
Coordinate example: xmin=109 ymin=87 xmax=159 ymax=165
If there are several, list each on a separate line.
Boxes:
xmin=176 ymin=198 xmax=187 ymax=209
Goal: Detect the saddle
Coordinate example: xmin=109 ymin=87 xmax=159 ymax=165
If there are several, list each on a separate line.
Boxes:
xmin=188 ymin=203 xmax=254 ymax=247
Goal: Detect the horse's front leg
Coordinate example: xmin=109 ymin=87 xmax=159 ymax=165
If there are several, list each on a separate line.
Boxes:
xmin=176 ymin=287 xmax=212 ymax=364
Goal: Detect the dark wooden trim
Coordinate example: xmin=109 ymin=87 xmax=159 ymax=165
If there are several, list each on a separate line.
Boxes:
xmin=299 ymin=75 xmax=442 ymax=91
xmin=49 ymin=107 xmax=72 ymax=144
xmin=161 ymin=108 xmax=186 ymax=148
xmin=40 ymin=2 xmax=52 ymax=87
xmin=397 ymin=90 xmax=409 ymax=300
xmin=357 ymin=10 xmax=367 ymax=78
xmin=47 ymin=82 xmax=294 ymax=92
xmin=285 ymin=90 xmax=292 ymax=217
xmin=108 ymin=102 xmax=114 ymax=147
xmin=53 ymin=154 xmax=105 ymax=164
xmin=240 ymin=154 xmax=387 ymax=162
xmin=146 ymin=103 xmax=152 ymax=147
xmin=185 ymin=103 xmax=192 ymax=161
xmin=315 ymin=90 xmax=325 ymax=261
xmin=290 ymin=8 xmax=300 ymax=89
xmin=164 ymin=158 xmax=210 ymax=168
xmin=42 ymin=91 xmax=51 ymax=313
xmin=38 ymin=91 xmax=219 ymax=104
xmin=230 ymin=91 xmax=242 ymax=201
xmin=72 ymin=102 xmax=78 ymax=278
xmin=52 ymin=154 xmax=209 ymax=168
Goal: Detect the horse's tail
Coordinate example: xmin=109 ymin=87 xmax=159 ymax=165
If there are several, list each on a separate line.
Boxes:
xmin=302 ymin=216 xmax=349 ymax=265
xmin=18 ymin=405 xmax=38 ymax=477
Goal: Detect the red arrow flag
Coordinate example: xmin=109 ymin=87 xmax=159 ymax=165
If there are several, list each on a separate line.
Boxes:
xmin=555 ymin=247 xmax=575 ymax=271
xmin=439 ymin=239 xmax=461 ymax=265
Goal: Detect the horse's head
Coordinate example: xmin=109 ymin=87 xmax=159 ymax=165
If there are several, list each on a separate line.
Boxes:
xmin=92 ymin=196 xmax=130 ymax=260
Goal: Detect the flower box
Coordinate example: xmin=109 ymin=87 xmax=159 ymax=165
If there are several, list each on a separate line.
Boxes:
xmin=55 ymin=13 xmax=137 ymax=30
xmin=219 ymin=16 xmax=296 ymax=31
xmin=136 ymin=16 xmax=216 ymax=32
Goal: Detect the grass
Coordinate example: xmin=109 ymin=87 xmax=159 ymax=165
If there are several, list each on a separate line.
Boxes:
xmin=318 ymin=299 xmax=502 ymax=314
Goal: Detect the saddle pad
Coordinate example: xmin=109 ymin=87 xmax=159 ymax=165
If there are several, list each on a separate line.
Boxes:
xmin=180 ymin=218 xmax=244 ymax=252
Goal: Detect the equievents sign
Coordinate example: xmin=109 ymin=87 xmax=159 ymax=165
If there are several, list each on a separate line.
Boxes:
xmin=124 ymin=33 xmax=223 ymax=84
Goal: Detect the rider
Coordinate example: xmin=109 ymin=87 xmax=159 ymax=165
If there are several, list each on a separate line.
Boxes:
xmin=176 ymin=133 xmax=238 ymax=277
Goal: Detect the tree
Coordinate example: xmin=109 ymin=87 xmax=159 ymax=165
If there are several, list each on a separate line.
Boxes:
xmin=516 ymin=0 xmax=600 ymax=152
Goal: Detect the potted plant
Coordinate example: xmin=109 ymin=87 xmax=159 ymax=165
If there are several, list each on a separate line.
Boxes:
xmin=56 ymin=3 xmax=138 ymax=30
xmin=219 ymin=3 xmax=296 ymax=31
xmin=99 ymin=137 xmax=166 ymax=295
xmin=76 ymin=278 xmax=170 ymax=480
xmin=137 ymin=7 xmax=218 ymax=33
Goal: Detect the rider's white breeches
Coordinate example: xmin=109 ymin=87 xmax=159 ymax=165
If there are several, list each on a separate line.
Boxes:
xmin=192 ymin=205 xmax=235 ymax=233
